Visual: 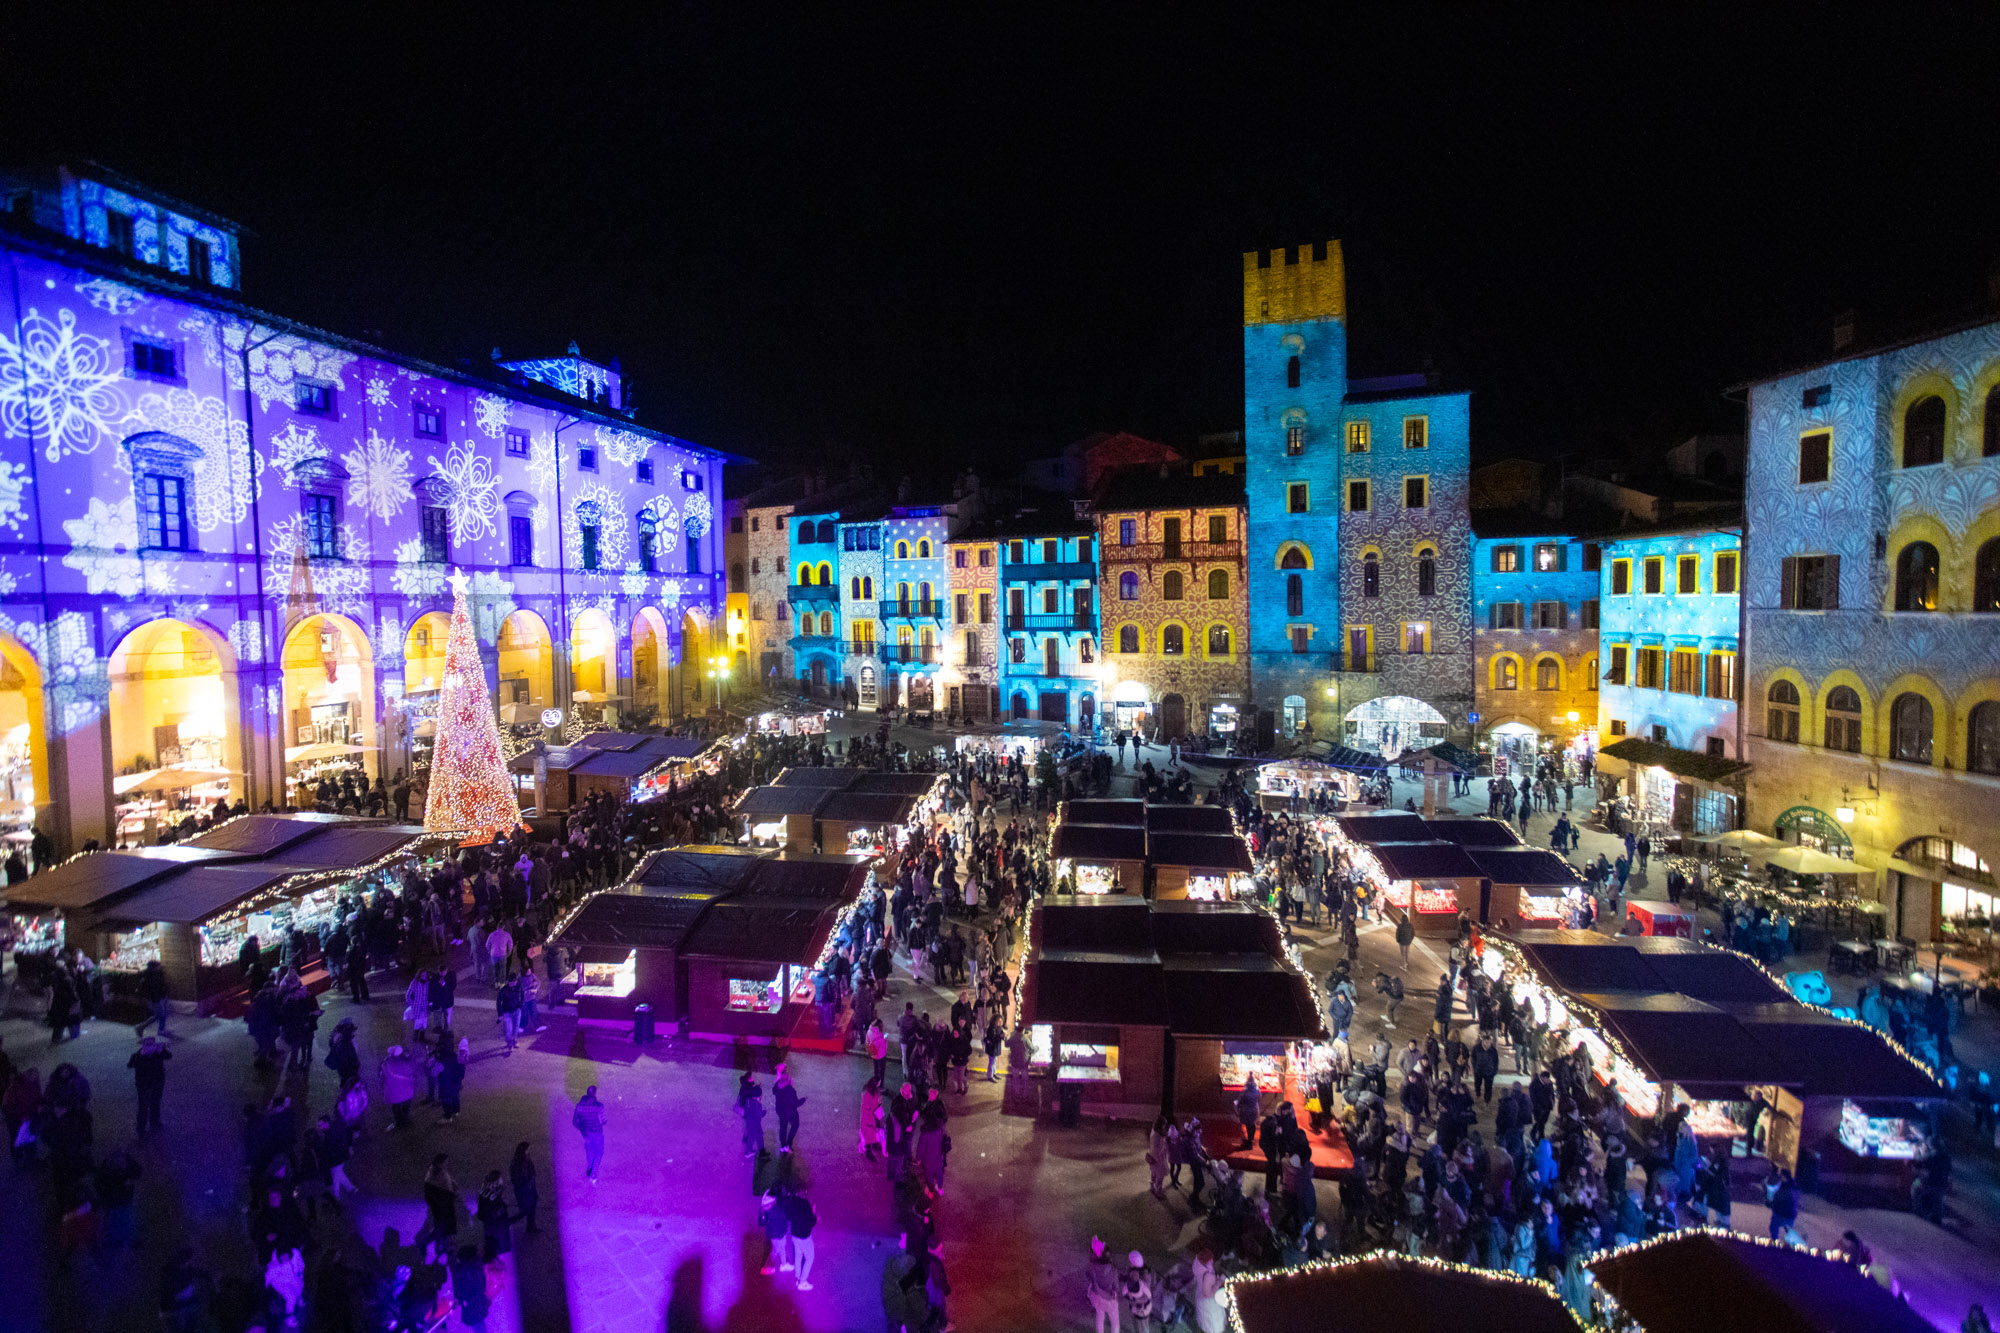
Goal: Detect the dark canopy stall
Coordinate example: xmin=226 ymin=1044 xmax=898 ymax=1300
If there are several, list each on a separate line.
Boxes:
xmin=1424 ymin=817 xmax=1526 ymax=848
xmin=1142 ymin=804 xmax=1235 ymax=835
xmin=1587 ymin=1232 xmax=1935 ymax=1333
xmin=1229 ymin=1255 xmax=1582 ymax=1333
xmin=1335 ymin=811 xmax=1432 ymax=844
xmin=1058 ymin=798 xmax=1147 ymax=827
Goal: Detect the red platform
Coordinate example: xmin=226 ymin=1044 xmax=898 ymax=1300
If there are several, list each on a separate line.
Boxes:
xmin=1198 ymin=1074 xmax=1357 ymax=1180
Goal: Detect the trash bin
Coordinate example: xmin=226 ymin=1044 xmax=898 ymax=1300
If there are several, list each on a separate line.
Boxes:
xmin=1057 ymin=1083 xmax=1083 ymax=1127
xmin=633 ymin=1003 xmax=655 ymax=1044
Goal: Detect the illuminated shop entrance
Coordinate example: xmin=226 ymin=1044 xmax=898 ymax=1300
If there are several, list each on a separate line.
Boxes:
xmin=496 ymin=609 xmax=553 ymax=711
xmin=1345 ymin=695 xmax=1447 ymax=760
xmin=570 ymin=608 xmax=616 ymax=700
xmin=1282 ymin=694 xmax=1307 ymax=737
xmin=0 ymin=634 xmax=45 ymax=830
xmin=1489 ymin=721 xmax=1539 ymax=773
xmin=402 ymin=612 xmax=450 ymax=696
xmin=632 ymin=607 xmax=667 ymax=713
xmin=281 ymin=613 xmax=378 ymax=793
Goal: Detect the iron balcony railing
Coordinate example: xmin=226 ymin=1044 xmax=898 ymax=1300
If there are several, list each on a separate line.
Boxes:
xmin=878 ymin=599 xmax=946 ymax=621
xmin=1101 ymin=540 xmax=1244 ymax=564
xmin=999 ymin=560 xmax=1097 ymax=583
xmin=1003 ymin=611 xmax=1097 ymax=633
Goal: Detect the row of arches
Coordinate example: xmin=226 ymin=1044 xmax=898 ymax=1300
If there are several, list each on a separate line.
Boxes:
xmin=1487 ymin=651 xmax=1596 ymax=693
xmin=1115 ymin=569 xmax=1232 ymax=601
xmin=1109 ymin=622 xmax=1233 ymax=658
xmin=1895 ymin=383 xmax=2000 ymax=468
xmin=1763 ymin=671 xmax=2000 ymax=774
xmin=1889 ymin=534 xmax=2000 ymax=613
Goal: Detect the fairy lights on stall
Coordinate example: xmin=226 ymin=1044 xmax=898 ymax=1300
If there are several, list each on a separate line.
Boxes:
xmin=1220 ymin=1251 xmax=1586 ymax=1333
xmin=1583 ymin=1226 xmax=1854 ymax=1331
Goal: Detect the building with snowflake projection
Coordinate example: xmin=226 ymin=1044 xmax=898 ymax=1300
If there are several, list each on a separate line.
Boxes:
xmin=0 ymin=163 xmax=726 ymax=856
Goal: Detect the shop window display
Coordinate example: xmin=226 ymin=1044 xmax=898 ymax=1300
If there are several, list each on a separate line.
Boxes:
xmin=1838 ymin=1100 xmax=1931 ymax=1160
xmin=577 ymin=951 xmax=637 ymax=1000
xmin=1056 ymin=1041 xmax=1120 ymax=1084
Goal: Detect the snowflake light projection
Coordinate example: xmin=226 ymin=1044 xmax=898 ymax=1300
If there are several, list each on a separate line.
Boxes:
xmin=563 ymin=483 xmax=631 ymax=569
xmin=0 ymin=571 xmax=18 ymax=595
xmin=61 ymin=496 xmax=174 ymax=596
xmin=473 ymin=394 xmax=512 ymax=438
xmin=74 ymin=277 xmax=148 ymax=315
xmin=366 ymin=377 xmax=392 ymax=407
xmin=643 ymin=495 xmax=680 ymax=555
xmin=179 ymin=316 xmax=357 ymax=409
xmin=427 ymin=440 xmax=502 ymax=541
xmin=596 ymin=424 xmax=652 ymax=468
xmin=125 ymin=389 xmax=257 ymax=533
xmin=0 ymin=459 xmax=31 ymax=534
xmin=620 ymin=563 xmax=651 ymax=597
xmin=0 ymin=307 xmax=127 ymax=461
xmin=228 ymin=618 xmax=267 ymax=666
xmin=392 ymin=538 xmax=448 ymax=599
xmin=263 ymin=516 xmax=372 ymax=617
xmin=658 ymin=577 xmax=683 ymax=605
xmin=267 ymin=420 xmax=328 ymax=476
xmin=682 ymin=490 xmax=713 ymax=538
xmin=343 ymin=429 xmax=416 ymax=522
xmin=4 ymin=610 xmax=112 ymax=730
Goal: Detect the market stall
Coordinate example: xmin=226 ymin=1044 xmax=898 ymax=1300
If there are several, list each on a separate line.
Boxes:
xmin=1147 ymin=830 xmax=1256 ymax=902
xmin=1227 ymin=1254 xmax=1581 ymax=1333
xmin=1366 ymin=841 xmax=1484 ymax=936
xmin=1256 ymin=759 xmax=1359 ymax=813
xmin=954 ymin=720 xmax=1066 ymax=762
xmin=746 ymin=699 xmax=832 ymax=736
xmin=1050 ymin=822 xmax=1147 ymax=895
xmin=1460 ymin=847 xmax=1584 ymax=928
xmin=1624 ymin=900 xmax=1696 ymax=937
xmin=1587 ymin=1230 xmax=1937 ymax=1333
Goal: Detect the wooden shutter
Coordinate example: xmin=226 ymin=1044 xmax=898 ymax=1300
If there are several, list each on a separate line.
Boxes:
xmin=1779 ymin=557 xmax=1797 ymax=609
xmin=1557 ymin=601 xmax=1569 ymax=630
xmin=1824 ymin=554 xmax=1840 ymax=609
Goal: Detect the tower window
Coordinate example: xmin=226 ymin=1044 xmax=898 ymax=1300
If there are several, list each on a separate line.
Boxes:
xmin=1286 ymin=482 xmax=1309 ymax=514
xmin=1403 ymin=476 xmax=1427 ymax=509
xmin=1286 ymin=425 xmax=1305 ymax=456
xmin=1286 ymin=355 xmax=1301 ymax=388
xmin=1347 ymin=480 xmax=1369 ymax=512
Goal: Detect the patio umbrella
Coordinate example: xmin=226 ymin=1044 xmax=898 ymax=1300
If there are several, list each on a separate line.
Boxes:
xmin=1710 ymin=828 xmax=1781 ymax=849
xmin=114 ymin=766 xmax=239 ymax=796
xmin=284 ymin=742 xmax=369 ymax=765
xmin=1762 ymin=845 xmax=1865 ymax=876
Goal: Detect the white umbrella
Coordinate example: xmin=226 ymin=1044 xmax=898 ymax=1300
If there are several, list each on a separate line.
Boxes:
xmin=1710 ymin=829 xmax=1782 ymax=849
xmin=114 ymin=766 xmax=239 ymax=796
xmin=499 ymin=703 xmax=541 ymax=725
xmin=285 ymin=742 xmax=369 ymax=765
xmin=1763 ymin=845 xmax=1866 ymax=876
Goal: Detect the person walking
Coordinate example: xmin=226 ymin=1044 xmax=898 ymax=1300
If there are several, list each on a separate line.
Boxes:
xmin=757 ymin=1186 xmax=792 ymax=1276
xmin=1148 ymin=1115 xmax=1171 ymax=1200
xmin=422 ymin=1154 xmax=459 ymax=1251
xmin=510 ymin=1141 xmax=540 ymax=1234
xmin=859 ymin=1076 xmax=885 ymax=1159
xmin=1121 ymin=1251 xmax=1156 ymax=1333
xmin=736 ymin=1073 xmax=767 ymax=1158
xmin=321 ymin=1114 xmax=357 ymax=1201
xmin=573 ymin=1085 xmax=607 ymax=1182
xmin=476 ymin=1170 xmax=513 ymax=1264
xmin=1086 ymin=1237 xmax=1122 ymax=1333
xmin=773 ymin=1064 xmax=804 ymax=1154
xmin=784 ymin=1186 xmax=819 ymax=1291
xmin=128 ymin=1035 xmax=171 ymax=1135
xmin=380 ymin=1044 xmax=418 ymax=1131
xmin=136 ymin=960 xmax=172 ymax=1037
xmin=867 ymin=1020 xmax=889 ymax=1085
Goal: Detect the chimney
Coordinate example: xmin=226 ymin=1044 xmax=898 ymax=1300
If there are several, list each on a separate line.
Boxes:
xmin=1832 ymin=309 xmax=1857 ymax=352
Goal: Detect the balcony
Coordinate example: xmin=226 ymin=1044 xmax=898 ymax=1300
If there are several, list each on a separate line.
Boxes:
xmin=1004 ymin=612 xmax=1097 ymax=633
xmin=1000 ymin=560 xmax=1097 ymax=583
xmin=1102 ymin=540 xmax=1244 ymax=564
xmin=790 ymin=631 xmax=841 ymax=651
xmin=788 ymin=582 xmax=839 ymax=605
xmin=878 ymin=598 xmax=946 ymax=621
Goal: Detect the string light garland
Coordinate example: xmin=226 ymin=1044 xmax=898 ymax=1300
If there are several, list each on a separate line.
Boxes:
xmin=422 ymin=571 xmax=525 ymax=846
xmin=1584 ymin=1225 xmax=1861 ymax=1331
xmin=1219 ymin=1250 xmax=1587 ymax=1333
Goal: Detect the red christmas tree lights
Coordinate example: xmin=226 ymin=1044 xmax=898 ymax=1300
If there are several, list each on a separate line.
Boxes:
xmin=422 ymin=571 xmax=523 ymax=846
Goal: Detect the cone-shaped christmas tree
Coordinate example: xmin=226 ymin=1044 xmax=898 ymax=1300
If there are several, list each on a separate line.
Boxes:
xmin=423 ymin=571 xmax=523 ymax=846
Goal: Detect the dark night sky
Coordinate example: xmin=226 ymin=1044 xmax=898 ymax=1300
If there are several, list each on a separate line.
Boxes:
xmin=8 ymin=9 xmax=2000 ymax=473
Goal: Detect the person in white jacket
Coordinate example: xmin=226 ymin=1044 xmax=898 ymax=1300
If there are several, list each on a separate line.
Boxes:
xmin=1190 ymin=1248 xmax=1227 ymax=1333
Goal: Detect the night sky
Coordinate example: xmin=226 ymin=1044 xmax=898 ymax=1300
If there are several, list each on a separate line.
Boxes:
xmin=9 ymin=10 xmax=2000 ymax=474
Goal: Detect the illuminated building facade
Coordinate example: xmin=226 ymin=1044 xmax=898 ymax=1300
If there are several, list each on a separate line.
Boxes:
xmin=943 ymin=529 xmax=1000 ymax=723
xmin=0 ymin=165 xmax=723 ymax=854
xmin=1740 ymin=318 xmax=2000 ymax=940
xmin=1471 ymin=531 xmax=1602 ymax=769
xmin=996 ymin=516 xmax=1100 ymax=726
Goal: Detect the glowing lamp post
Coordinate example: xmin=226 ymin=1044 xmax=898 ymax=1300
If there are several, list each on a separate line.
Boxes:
xmin=706 ymin=653 xmax=731 ymax=709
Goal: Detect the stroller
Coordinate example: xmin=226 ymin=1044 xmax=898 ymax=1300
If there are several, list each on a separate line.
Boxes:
xmin=1154 ymin=1259 xmax=1197 ymax=1329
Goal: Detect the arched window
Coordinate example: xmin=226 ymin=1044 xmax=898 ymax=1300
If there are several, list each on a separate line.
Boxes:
xmin=1417 ymin=550 xmax=1437 ymax=597
xmin=1163 ymin=571 xmax=1184 ymax=601
xmin=1766 ymin=680 xmax=1800 ymax=742
xmin=1975 ymin=539 xmax=2000 ymax=613
xmin=1208 ymin=569 xmax=1229 ymax=600
xmin=1119 ymin=571 xmax=1139 ymax=601
xmin=1285 ymin=574 xmax=1303 ymax=616
xmin=1903 ymin=395 xmax=1946 ymax=467
xmin=895 ymin=540 xmax=909 ymax=559
xmin=1535 ymin=657 xmax=1559 ymax=691
xmin=1162 ymin=625 xmax=1185 ymax=656
xmin=1585 ymin=655 xmax=1599 ymax=691
xmin=817 ymin=610 xmax=835 ymax=635
xmin=1207 ymin=625 xmax=1230 ymax=656
xmin=1362 ymin=552 xmax=1380 ymax=598
xmin=1824 ymin=685 xmax=1863 ymax=753
xmin=862 ymin=576 xmax=873 ymax=599
xmin=1118 ymin=624 xmax=1140 ymax=654
xmin=851 ymin=576 xmax=864 ymax=600
xmin=1969 ymin=701 xmax=2000 ymax=775
xmin=1894 ymin=542 xmax=1939 ymax=611
xmin=918 ymin=581 xmax=932 ymax=608
xmin=795 ymin=562 xmax=812 ymax=586
xmin=918 ymin=539 xmax=931 ymax=558
xmin=1890 ymin=692 xmax=1934 ymax=764
xmin=897 ymin=581 xmax=911 ymax=610
xmin=1079 ymin=637 xmax=1094 ymax=663
xmin=815 ymin=519 xmax=837 ymax=544
xmin=638 ymin=511 xmax=660 ymax=572
xmin=576 ymin=500 xmax=601 ymax=570
xmin=1279 ymin=546 xmax=1308 ymax=570
xmin=816 ymin=561 xmax=833 ymax=585
xmin=1286 ymin=354 xmax=1301 ymax=388
xmin=1495 ymin=657 xmax=1519 ymax=690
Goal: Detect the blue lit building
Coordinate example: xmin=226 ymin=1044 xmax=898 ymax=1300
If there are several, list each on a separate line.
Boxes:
xmin=879 ymin=507 xmax=951 ymax=712
xmin=996 ymin=513 xmax=1101 ymax=726
xmin=1243 ymin=243 xmax=1474 ymax=749
xmin=1594 ymin=524 xmax=1745 ymax=833
xmin=1470 ymin=530 xmax=1602 ymax=769
xmin=788 ymin=507 xmax=845 ymax=693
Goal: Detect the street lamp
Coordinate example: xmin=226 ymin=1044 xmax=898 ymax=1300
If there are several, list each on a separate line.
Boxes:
xmin=705 ymin=653 xmax=731 ymax=709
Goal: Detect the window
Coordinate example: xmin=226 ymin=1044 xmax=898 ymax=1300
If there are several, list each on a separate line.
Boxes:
xmin=1491 ymin=545 xmax=1521 ymax=573
xmin=1903 ymin=395 xmax=1946 ymax=467
xmin=187 ymin=237 xmax=212 ymax=284
xmin=106 ymin=210 xmax=134 ymax=255
xmin=1119 ymin=624 xmax=1140 ymax=654
xmin=579 ymin=520 xmax=599 ymax=570
xmin=1489 ymin=601 xmax=1522 ymax=630
xmin=1208 ymin=515 xmax=1227 ymax=543
xmin=1008 ymin=541 xmax=1025 ymax=563
xmin=1042 ymin=587 xmax=1059 ymax=614
xmin=1362 ymin=553 xmax=1379 ymax=598
xmin=1799 ymin=431 xmax=1831 ymax=484
xmin=1581 ymin=598 xmax=1599 ymax=628
xmin=1824 ymin=685 xmax=1862 ymax=752
xmin=304 ymin=493 xmax=339 ymax=558
xmin=1009 ymin=637 xmax=1026 ymax=665
xmin=1987 ymin=385 xmax=2000 ymax=457
xmin=729 ymin=563 xmax=746 ymax=593
xmin=1345 ymin=421 xmax=1370 ymax=452
xmin=1008 ymin=588 xmax=1025 ymax=620
xmin=1206 ymin=569 xmax=1229 ymax=600
xmin=682 ymin=471 xmax=704 ymax=492
xmin=1585 ymin=655 xmax=1598 ymax=691
xmin=420 ymin=505 xmax=449 ymax=563
xmin=1042 ymin=539 xmax=1058 ymax=562
xmin=1118 ymin=571 xmax=1139 ymax=600
xmin=1675 ymin=555 xmax=1698 ymax=594
xmin=130 ymin=339 xmax=176 ymax=380
xmin=751 ymin=557 xmax=760 ymax=576
xmin=1078 ymin=637 xmax=1094 ymax=664
xmin=414 ymin=402 xmax=442 ymax=437
xmin=1636 ymin=647 xmax=1664 ymax=689
xmin=295 ymin=381 xmax=333 ymax=416
xmin=141 ymin=474 xmax=189 ymax=551
xmin=1207 ymin=625 xmax=1231 ymax=656
xmin=1976 ymin=540 xmax=2000 ymax=612
xmin=577 ymin=443 xmax=597 ymax=472
xmin=1290 ymin=625 xmax=1310 ymax=654
xmin=1802 ymin=383 xmax=1832 ymax=408
xmin=510 ymin=513 xmax=533 ymax=566
xmin=1652 ymin=724 xmax=1669 ymax=745
xmin=1714 ymin=552 xmax=1739 ymax=595
xmin=1286 ymin=573 xmax=1304 ymax=616
xmin=895 ymin=540 xmax=909 ymax=559
xmin=954 ymin=548 xmax=967 ymax=568
xmin=1495 ymin=657 xmax=1519 ymax=690
xmin=978 ymin=593 xmax=992 ymax=623
xmin=1969 ymin=702 xmax=2000 ymax=775
xmin=1606 ymin=645 xmax=1628 ymax=685
xmin=1287 ymin=482 xmax=1309 ymax=514
xmin=1161 ymin=518 xmax=1181 ymax=558
xmin=1610 ymin=559 xmax=1631 ymax=595
xmin=1161 ymin=625 xmax=1185 ymax=656
xmin=1894 ymin=542 xmax=1939 ymax=611
xmin=1609 ymin=719 xmax=1626 ymax=737
xmin=951 ymin=593 xmax=967 ymax=623
xmin=1706 ymin=738 xmax=1727 ymax=759
xmin=1705 ymin=651 xmax=1737 ymax=702
xmin=1535 ymin=657 xmax=1559 ymax=690
xmin=1890 ymin=693 xmax=1934 ymax=764
xmin=1533 ymin=600 xmax=1567 ymax=630
xmin=1280 ymin=545 xmax=1308 ymax=570
xmin=1417 ymin=551 xmax=1436 ymax=596
xmin=752 ymin=602 xmax=763 ymax=621
xmin=1347 ymin=480 xmax=1369 ymax=512
xmin=1404 ymin=622 xmax=1429 ymax=655
xmin=978 ymin=547 xmax=993 ymax=566
xmin=1642 ymin=557 xmax=1664 ymax=595
xmin=1403 ymin=476 xmax=1427 ymax=509
xmin=1286 ymin=425 xmax=1305 ymax=456
xmin=1669 ymin=648 xmax=1700 ymax=694
xmin=1581 ymin=543 xmax=1602 ymax=572
xmin=919 ymin=540 xmax=931 ymax=558
xmin=1534 ymin=543 xmax=1564 ymax=572
xmin=1118 ymin=518 xmax=1136 ymax=546
xmin=637 ymin=458 xmax=655 ymax=485
xmin=1403 ymin=417 xmax=1427 ymax=449
xmin=1779 ymin=554 xmax=1840 ymax=609
xmin=1766 ymin=680 xmax=1800 ymax=742
xmin=505 ymin=428 xmax=529 ymax=457
xmin=1286 ymin=355 xmax=1301 ymax=388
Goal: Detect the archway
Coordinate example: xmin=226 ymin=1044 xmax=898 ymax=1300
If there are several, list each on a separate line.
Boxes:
xmin=496 ymin=610 xmax=553 ymax=712
xmin=281 ymin=613 xmax=378 ymax=800
xmin=403 ymin=612 xmax=451 ymax=696
xmin=632 ymin=607 xmax=668 ymax=715
xmin=0 ymin=634 xmax=46 ymax=838
xmin=1488 ymin=720 xmax=1539 ymax=773
xmin=570 ymin=608 xmax=617 ymax=702
xmin=1282 ymin=694 xmax=1308 ymax=737
xmin=1159 ymin=692 xmax=1187 ymax=740
xmin=109 ymin=619 xmax=240 ymax=797
xmin=678 ymin=610 xmax=709 ymax=715
xmin=1345 ymin=695 xmax=1447 ymax=759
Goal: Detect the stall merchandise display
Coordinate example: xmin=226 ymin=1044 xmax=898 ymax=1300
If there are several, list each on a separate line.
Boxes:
xmin=1187 ymin=872 xmax=1252 ymax=902
xmin=1683 ymin=1099 xmax=1748 ymax=1140
xmin=727 ymin=976 xmax=785 ymax=1014
xmin=1221 ymin=1048 xmax=1286 ymax=1093
xmin=1057 ymin=1041 xmax=1120 ymax=1084
xmin=1414 ymin=885 xmax=1459 ymax=915
xmin=1068 ymin=862 xmax=1119 ymax=895
xmin=576 ymin=952 xmax=637 ymax=999
xmin=1837 ymin=1100 xmax=1930 ymax=1160
xmin=102 ymin=923 xmax=164 ymax=973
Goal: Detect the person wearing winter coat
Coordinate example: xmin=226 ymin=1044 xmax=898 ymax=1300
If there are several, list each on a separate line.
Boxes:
xmin=380 ymin=1045 xmax=418 ymax=1130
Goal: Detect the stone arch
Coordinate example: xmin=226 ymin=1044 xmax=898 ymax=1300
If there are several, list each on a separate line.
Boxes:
xmin=279 ymin=611 xmax=377 ymax=790
xmin=1274 ymin=542 xmax=1313 ymax=570
xmin=1876 ymin=671 xmax=1949 ymax=764
xmin=1487 ymin=651 xmax=1523 ymax=691
xmin=1950 ymin=677 xmax=2000 ymax=772
xmin=109 ymin=617 xmax=245 ymax=800
xmin=403 ymin=612 xmax=452 ymax=696
xmin=632 ymin=606 xmax=670 ymax=712
xmin=1890 ymin=370 xmax=1959 ymax=467
xmin=1532 ymin=652 xmax=1564 ymax=692
xmin=570 ymin=607 xmax=617 ymax=699
xmin=1811 ymin=668 xmax=1874 ymax=754
xmin=0 ymin=630 xmax=50 ymax=821
xmin=1885 ymin=513 xmax=1956 ymax=612
xmin=496 ymin=609 xmax=553 ymax=712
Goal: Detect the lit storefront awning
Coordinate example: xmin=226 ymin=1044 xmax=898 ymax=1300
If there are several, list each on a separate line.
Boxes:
xmin=1597 ymin=737 xmax=1750 ymax=784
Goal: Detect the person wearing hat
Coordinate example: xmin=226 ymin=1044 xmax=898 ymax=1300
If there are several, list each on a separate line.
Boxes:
xmin=1120 ymin=1250 xmax=1155 ymax=1332
xmin=1086 ymin=1236 xmax=1121 ymax=1332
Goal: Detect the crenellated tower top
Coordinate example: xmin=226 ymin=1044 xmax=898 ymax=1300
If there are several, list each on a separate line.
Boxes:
xmin=1242 ymin=241 xmax=1346 ymax=326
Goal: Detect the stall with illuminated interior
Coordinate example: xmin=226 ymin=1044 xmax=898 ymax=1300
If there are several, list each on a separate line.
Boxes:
xmin=1365 ymin=841 xmax=1483 ymax=936
xmin=1459 ymin=847 xmax=1586 ymax=929
xmin=1256 ymin=759 xmax=1361 ymax=812
xmin=1148 ymin=830 xmax=1256 ymax=902
xmin=1051 ymin=821 xmax=1148 ymax=895
xmin=747 ymin=701 xmax=831 ymax=736
xmin=1225 ymin=1253 xmax=1582 ymax=1333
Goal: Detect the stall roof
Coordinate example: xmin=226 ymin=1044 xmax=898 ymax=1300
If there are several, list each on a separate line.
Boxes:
xmin=1464 ymin=848 xmax=1583 ymax=887
xmin=1060 ymin=799 xmax=1147 ymax=827
xmin=1587 ymin=1232 xmax=1936 ymax=1333
xmin=1145 ymin=831 xmax=1254 ymax=872
xmin=678 ymin=899 xmax=840 ymax=965
xmin=1305 ymin=744 xmax=1390 ymax=772
xmin=86 ymin=864 xmax=297 ymax=926
xmin=557 ymin=891 xmax=715 ymax=957
xmin=771 ymin=767 xmax=862 ymax=789
xmin=569 ymin=748 xmax=671 ymax=778
xmin=1579 ymin=992 xmax=1806 ymax=1093
xmin=1023 ymin=954 xmax=1168 ymax=1026
xmin=1335 ymin=812 xmax=1432 ymax=844
xmin=815 ymin=791 xmax=919 ymax=826
xmin=735 ymin=785 xmax=837 ymax=817
xmin=1035 ymin=896 xmax=1157 ymax=952
xmin=848 ymin=772 xmax=942 ymax=796
xmin=1149 ymin=902 xmax=1282 ymax=956
xmin=1730 ymin=1006 xmax=1944 ymax=1099
xmin=263 ymin=824 xmax=437 ymax=874
xmin=627 ymin=845 xmax=764 ymax=894
xmin=3 ymin=846 xmax=234 ymax=911
xmin=1424 ymin=818 xmax=1524 ymax=848
xmin=1229 ymin=1256 xmax=1581 ymax=1333
xmin=1161 ymin=956 xmax=1324 ymax=1039
xmin=743 ymin=853 xmax=872 ymax=902
xmin=1052 ymin=823 xmax=1148 ymax=862
xmin=1368 ymin=841 xmax=1486 ymax=881
xmin=1511 ymin=935 xmax=1787 ymax=1005
xmin=1143 ymin=804 xmax=1235 ymax=834
xmin=182 ymin=812 xmax=353 ymax=857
